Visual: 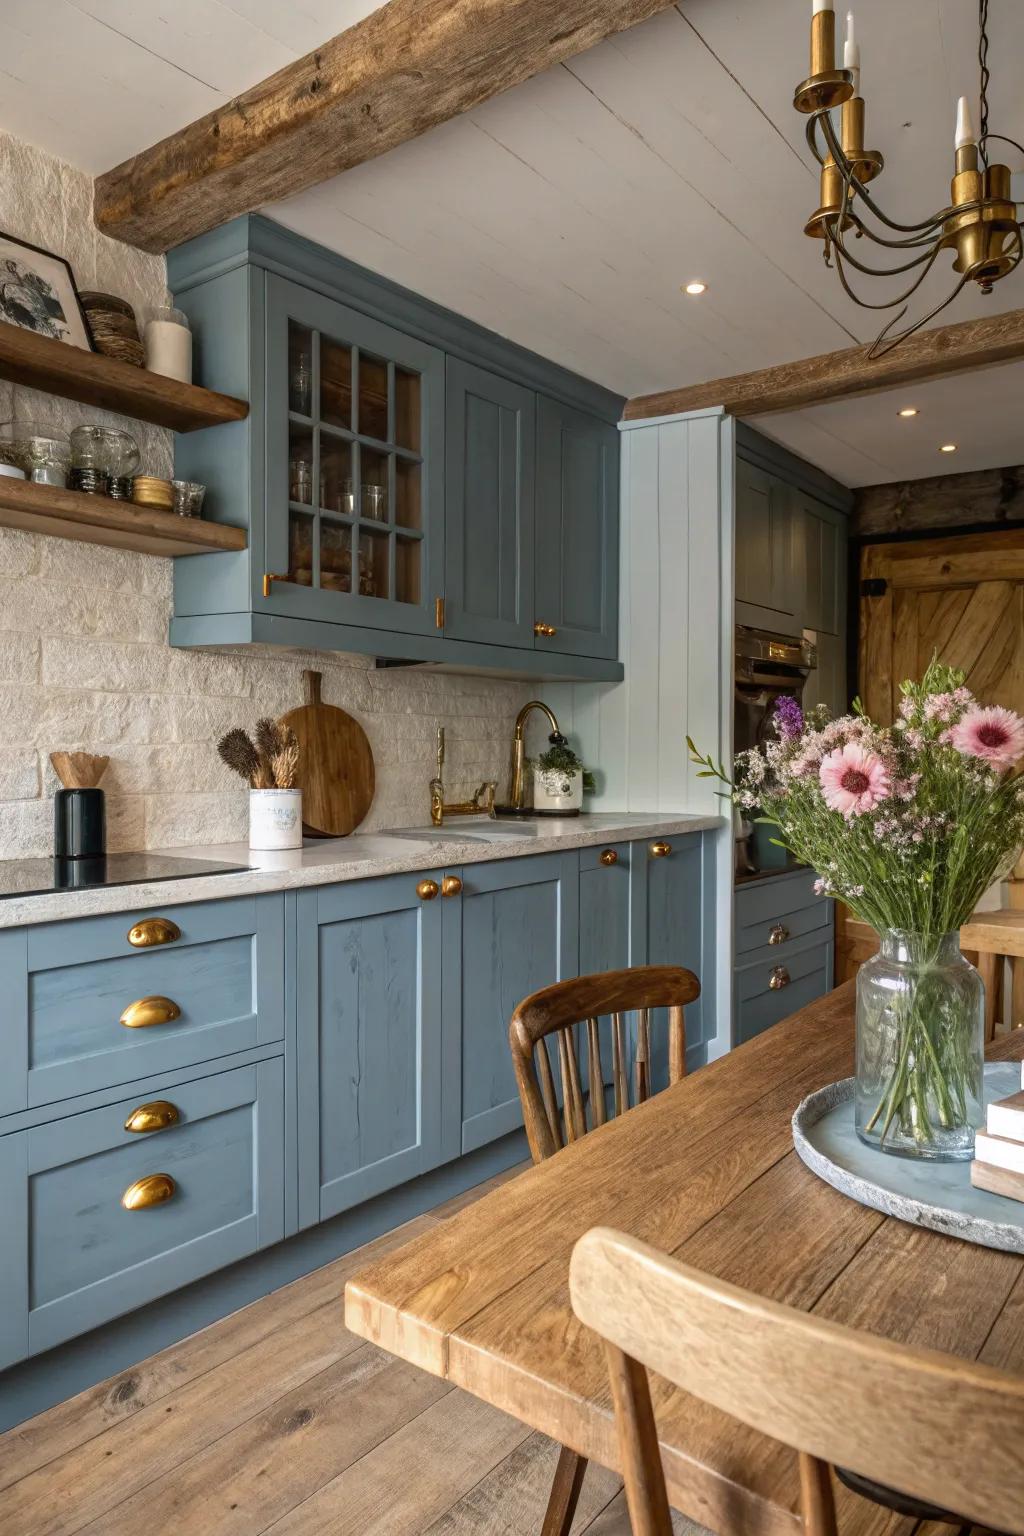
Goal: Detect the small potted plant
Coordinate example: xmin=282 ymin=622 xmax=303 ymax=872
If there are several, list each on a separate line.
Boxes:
xmin=530 ymin=740 xmax=596 ymax=815
xmin=218 ymin=719 xmax=302 ymax=850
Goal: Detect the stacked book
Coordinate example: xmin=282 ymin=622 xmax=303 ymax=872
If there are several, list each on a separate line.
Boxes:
xmin=971 ymin=1067 xmax=1024 ymax=1201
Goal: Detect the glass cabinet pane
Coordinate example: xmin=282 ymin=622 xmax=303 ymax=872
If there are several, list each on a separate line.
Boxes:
xmin=396 ymin=535 xmax=421 ymax=605
xmin=320 ymin=523 xmax=353 ymax=594
xmin=288 ymin=322 xmax=313 ymax=417
xmin=358 ymin=354 xmax=389 ymax=441
xmin=395 ymin=459 xmax=421 ymax=531
xmin=289 ymin=423 xmax=313 ymax=505
xmin=360 ymin=445 xmax=389 ymax=523
xmin=320 ymin=436 xmax=354 ymax=515
xmin=289 ymin=512 xmax=314 ymax=586
xmin=394 ymin=369 xmax=421 ymax=452
xmin=357 ymin=529 xmax=390 ymax=599
xmin=321 ymin=337 xmax=353 ymax=429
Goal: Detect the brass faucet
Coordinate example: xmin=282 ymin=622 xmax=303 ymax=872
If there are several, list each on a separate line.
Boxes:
xmin=503 ymin=700 xmax=565 ymax=813
xmin=430 ymin=727 xmax=497 ymax=826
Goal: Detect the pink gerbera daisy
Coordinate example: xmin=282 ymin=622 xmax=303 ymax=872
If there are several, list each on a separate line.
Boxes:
xmin=950 ymin=705 xmax=1024 ymax=769
xmin=819 ymin=743 xmax=891 ymax=819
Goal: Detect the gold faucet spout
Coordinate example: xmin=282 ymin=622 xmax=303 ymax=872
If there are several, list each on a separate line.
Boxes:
xmin=506 ymin=700 xmax=563 ymax=813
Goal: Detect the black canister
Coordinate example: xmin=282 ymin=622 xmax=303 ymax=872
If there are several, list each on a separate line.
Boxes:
xmin=54 ymin=788 xmax=106 ymax=859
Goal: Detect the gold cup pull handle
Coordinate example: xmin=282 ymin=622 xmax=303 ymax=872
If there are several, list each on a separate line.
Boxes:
xmin=127 ymin=918 xmax=181 ymax=949
xmin=121 ymin=1173 xmax=176 ymax=1211
xmin=120 ymin=996 xmax=182 ymax=1030
xmin=417 ymin=879 xmax=440 ymax=901
xmin=599 ymin=849 xmax=618 ymax=866
xmin=768 ymin=923 xmax=790 ymax=946
xmin=769 ymin=966 xmax=791 ymax=991
xmin=441 ymin=875 xmax=463 ymax=898
xmin=124 ymin=1101 xmax=180 ymax=1134
xmin=650 ymin=840 xmax=672 ymax=858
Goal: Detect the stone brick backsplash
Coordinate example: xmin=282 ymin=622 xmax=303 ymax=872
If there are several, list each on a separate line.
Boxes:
xmin=0 ymin=133 xmax=534 ymax=857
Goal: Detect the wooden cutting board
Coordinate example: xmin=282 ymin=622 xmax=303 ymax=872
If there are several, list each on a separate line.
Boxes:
xmin=278 ymin=670 xmax=374 ymax=837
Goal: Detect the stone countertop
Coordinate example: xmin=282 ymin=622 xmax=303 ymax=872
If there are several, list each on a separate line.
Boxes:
xmin=0 ymin=812 xmax=722 ymax=929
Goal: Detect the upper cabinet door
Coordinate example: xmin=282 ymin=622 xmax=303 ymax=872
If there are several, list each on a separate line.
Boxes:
xmin=792 ymin=490 xmax=843 ymax=636
xmin=264 ymin=275 xmax=444 ymax=636
xmin=444 ymin=358 xmax=536 ymax=647
xmin=735 ymin=459 xmax=795 ymax=628
xmin=534 ymin=397 xmax=620 ymax=659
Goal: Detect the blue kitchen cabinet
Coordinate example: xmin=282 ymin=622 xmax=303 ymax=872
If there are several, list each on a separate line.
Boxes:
xmin=457 ymin=853 xmax=579 ymax=1153
xmin=294 ymin=873 xmax=452 ymax=1228
xmin=0 ymin=1057 xmax=284 ymax=1370
xmin=630 ymin=833 xmax=715 ymax=1077
xmin=579 ymin=842 xmax=632 ymax=976
xmin=734 ymin=869 xmax=833 ymax=1045
xmin=535 ymin=396 xmax=620 ymax=660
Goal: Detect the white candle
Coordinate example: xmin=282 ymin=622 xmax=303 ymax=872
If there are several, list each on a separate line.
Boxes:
xmin=955 ymin=95 xmax=976 ymax=150
xmin=813 ymin=0 xmax=833 ymax=12
xmin=144 ymin=306 xmax=193 ymax=384
xmin=843 ymin=11 xmax=860 ymax=93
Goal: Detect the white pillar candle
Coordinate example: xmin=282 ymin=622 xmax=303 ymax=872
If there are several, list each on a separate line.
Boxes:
xmin=813 ymin=0 xmax=833 ymax=12
xmin=844 ymin=11 xmax=860 ymax=92
xmin=144 ymin=306 xmax=193 ymax=384
xmin=955 ymin=95 xmax=976 ymax=149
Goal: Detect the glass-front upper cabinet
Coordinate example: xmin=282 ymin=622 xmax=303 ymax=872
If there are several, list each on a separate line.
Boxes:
xmin=264 ymin=276 xmax=444 ymax=635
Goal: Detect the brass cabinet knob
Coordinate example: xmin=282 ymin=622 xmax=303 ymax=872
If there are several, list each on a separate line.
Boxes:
xmin=599 ymin=849 xmax=618 ymax=866
xmin=120 ymin=995 xmax=182 ymax=1030
xmin=127 ymin=917 xmax=181 ymax=949
xmin=533 ymin=621 xmax=558 ymax=638
xmin=441 ymin=875 xmax=463 ymax=897
xmin=124 ymin=1100 xmax=180 ymax=1134
xmin=121 ymin=1173 xmax=176 ymax=1211
xmin=416 ymin=879 xmax=440 ymax=901
xmin=650 ymin=840 xmax=672 ymax=858
xmin=768 ymin=923 xmax=790 ymax=946
xmin=769 ymin=966 xmax=791 ymax=991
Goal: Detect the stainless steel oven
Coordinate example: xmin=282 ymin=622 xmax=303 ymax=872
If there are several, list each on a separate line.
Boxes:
xmin=734 ymin=625 xmax=815 ymax=874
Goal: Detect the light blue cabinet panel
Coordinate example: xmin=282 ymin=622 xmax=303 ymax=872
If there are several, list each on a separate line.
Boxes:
xmin=535 ymin=397 xmax=620 ymax=660
xmin=630 ymin=834 xmax=714 ymax=1079
xmin=0 ymin=896 xmax=284 ymax=1116
xmin=295 ymin=874 xmax=448 ymax=1228
xmin=444 ymin=358 xmax=535 ymax=648
xmin=458 ymin=853 xmax=578 ymax=1153
xmin=735 ymin=457 xmax=798 ymax=634
xmin=735 ymin=935 xmax=833 ymax=1046
xmin=579 ymin=842 xmax=631 ymax=976
xmin=735 ymin=870 xmax=831 ymax=957
xmin=0 ymin=1059 xmax=284 ymax=1368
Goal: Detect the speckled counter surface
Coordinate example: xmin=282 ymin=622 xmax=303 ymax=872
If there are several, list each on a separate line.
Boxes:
xmin=0 ymin=811 xmax=722 ymax=929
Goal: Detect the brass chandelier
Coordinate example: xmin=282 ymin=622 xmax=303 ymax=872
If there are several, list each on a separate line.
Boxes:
xmin=794 ymin=0 xmax=1023 ymax=354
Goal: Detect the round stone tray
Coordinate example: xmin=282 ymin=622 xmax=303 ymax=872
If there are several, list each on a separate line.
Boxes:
xmin=792 ymin=1063 xmax=1024 ymax=1255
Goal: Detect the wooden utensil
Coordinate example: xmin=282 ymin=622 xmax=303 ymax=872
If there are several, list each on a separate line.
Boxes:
xmin=278 ymin=670 xmax=374 ymax=837
xmin=49 ymin=751 xmax=109 ymax=789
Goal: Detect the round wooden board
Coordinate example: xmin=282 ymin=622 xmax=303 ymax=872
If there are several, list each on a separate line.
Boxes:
xmin=279 ymin=670 xmax=375 ymax=837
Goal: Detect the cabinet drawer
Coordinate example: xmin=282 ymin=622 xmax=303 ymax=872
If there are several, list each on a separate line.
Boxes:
xmin=0 ymin=896 xmax=285 ymax=1115
xmin=0 ymin=1059 xmax=285 ymax=1367
xmin=735 ymin=871 xmax=830 ymax=957
xmin=734 ymin=938 xmax=833 ymax=1046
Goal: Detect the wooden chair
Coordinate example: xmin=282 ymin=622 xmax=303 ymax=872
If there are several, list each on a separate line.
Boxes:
xmin=961 ymin=909 xmax=1024 ymax=1041
xmin=508 ymin=965 xmax=701 ymax=1536
xmin=569 ymin=1227 xmax=1024 ymax=1536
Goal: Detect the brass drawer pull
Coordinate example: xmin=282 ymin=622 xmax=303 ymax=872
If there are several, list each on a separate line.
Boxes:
xmin=769 ymin=966 xmax=791 ymax=991
xmin=417 ymin=879 xmax=440 ymax=901
xmin=769 ymin=923 xmax=790 ymax=946
xmin=650 ymin=840 xmax=672 ymax=858
xmin=127 ymin=917 xmax=181 ymax=949
xmin=124 ymin=1101 xmax=180 ymax=1134
xmin=533 ymin=621 xmax=557 ymax=638
xmin=441 ymin=875 xmax=463 ymax=897
xmin=599 ymin=849 xmax=618 ymax=866
xmin=120 ymin=995 xmax=182 ymax=1030
xmin=121 ymin=1173 xmax=176 ymax=1211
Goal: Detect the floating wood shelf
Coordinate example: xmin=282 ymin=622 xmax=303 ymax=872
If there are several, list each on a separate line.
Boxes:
xmin=0 ymin=321 xmax=248 ymax=433
xmin=0 ymin=477 xmax=247 ymax=557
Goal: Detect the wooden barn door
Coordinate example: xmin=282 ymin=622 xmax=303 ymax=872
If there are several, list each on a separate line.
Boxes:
xmin=840 ymin=528 xmax=1024 ymax=982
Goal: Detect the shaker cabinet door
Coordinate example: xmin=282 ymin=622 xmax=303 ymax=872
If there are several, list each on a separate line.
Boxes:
xmin=295 ymin=875 xmax=447 ymax=1228
xmin=534 ymin=397 xmax=620 ymax=659
xmin=630 ymin=834 xmax=713 ymax=1076
xmin=444 ymin=357 xmax=536 ymax=648
xmin=735 ymin=458 xmax=797 ymax=631
xmin=264 ymin=275 xmax=445 ymax=637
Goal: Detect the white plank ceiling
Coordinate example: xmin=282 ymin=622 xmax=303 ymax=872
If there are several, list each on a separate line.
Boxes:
xmin=1 ymin=0 xmax=1023 ymax=483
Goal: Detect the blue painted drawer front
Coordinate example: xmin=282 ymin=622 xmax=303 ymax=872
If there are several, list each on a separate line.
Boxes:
xmin=735 ymin=869 xmax=830 ymax=957
xmin=0 ymin=1058 xmax=284 ymax=1368
xmin=295 ymin=874 xmax=449 ymax=1229
xmin=734 ymin=936 xmax=834 ymax=1047
xmin=0 ymin=896 xmax=285 ymax=1116
xmin=629 ymin=834 xmax=714 ymax=1080
xmin=459 ymin=852 xmax=578 ymax=1154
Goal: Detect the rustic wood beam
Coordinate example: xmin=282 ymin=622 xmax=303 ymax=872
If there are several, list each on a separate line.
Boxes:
xmin=94 ymin=0 xmax=680 ymax=254
xmin=854 ymin=464 xmax=1024 ymax=539
xmin=622 ymin=307 xmax=1024 ymax=421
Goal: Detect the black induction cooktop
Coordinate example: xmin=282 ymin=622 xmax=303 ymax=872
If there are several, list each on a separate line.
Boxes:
xmin=0 ymin=852 xmax=249 ymax=900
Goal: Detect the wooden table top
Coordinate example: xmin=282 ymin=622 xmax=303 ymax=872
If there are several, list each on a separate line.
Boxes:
xmin=345 ymin=985 xmax=1024 ymax=1536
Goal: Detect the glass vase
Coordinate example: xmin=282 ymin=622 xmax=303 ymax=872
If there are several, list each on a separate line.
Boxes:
xmin=855 ymin=930 xmax=984 ymax=1162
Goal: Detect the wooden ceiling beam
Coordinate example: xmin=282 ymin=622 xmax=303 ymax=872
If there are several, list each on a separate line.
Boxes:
xmin=622 ymin=307 xmax=1024 ymax=421
xmin=94 ymin=0 xmax=679 ymax=254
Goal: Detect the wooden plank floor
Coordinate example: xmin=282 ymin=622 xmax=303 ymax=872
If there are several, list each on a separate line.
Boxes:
xmin=0 ymin=1167 xmax=696 ymax=1536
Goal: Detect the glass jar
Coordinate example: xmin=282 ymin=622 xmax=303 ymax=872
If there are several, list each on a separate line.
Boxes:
xmin=70 ymin=425 xmax=138 ymax=476
xmin=855 ymin=930 xmax=984 ymax=1162
xmin=0 ymin=421 xmax=71 ymax=485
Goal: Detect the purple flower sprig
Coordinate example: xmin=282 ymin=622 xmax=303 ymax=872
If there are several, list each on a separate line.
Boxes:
xmin=773 ymin=695 xmax=804 ymax=742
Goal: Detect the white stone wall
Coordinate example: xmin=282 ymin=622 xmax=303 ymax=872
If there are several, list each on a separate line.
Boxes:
xmin=0 ymin=132 xmax=533 ymax=857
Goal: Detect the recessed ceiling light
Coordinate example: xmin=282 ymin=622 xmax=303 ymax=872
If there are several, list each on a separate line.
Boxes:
xmin=940 ymin=443 xmax=958 ymax=453
xmin=897 ymin=407 xmax=919 ymax=418
xmin=683 ymin=281 xmax=707 ymax=295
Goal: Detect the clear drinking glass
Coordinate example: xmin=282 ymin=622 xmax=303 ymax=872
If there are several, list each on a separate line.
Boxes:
xmin=855 ymin=929 xmax=984 ymax=1161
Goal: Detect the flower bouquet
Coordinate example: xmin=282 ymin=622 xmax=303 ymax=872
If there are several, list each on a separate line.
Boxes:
xmin=690 ymin=661 xmax=1024 ymax=1160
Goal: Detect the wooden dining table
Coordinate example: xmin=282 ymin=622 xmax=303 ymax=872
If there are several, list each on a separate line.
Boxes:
xmin=345 ymin=983 xmax=1024 ymax=1536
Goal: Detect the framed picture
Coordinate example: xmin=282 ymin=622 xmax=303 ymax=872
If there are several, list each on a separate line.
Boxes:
xmin=0 ymin=231 xmax=92 ymax=350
